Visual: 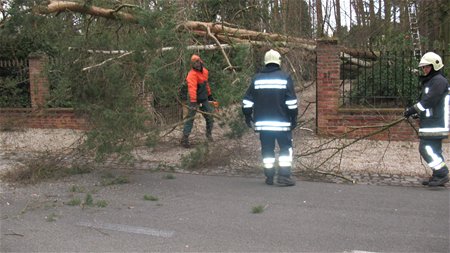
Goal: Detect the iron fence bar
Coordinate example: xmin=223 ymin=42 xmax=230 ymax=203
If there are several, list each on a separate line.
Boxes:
xmin=363 ymin=52 xmax=367 ymax=104
xmin=339 ymin=50 xmax=450 ymax=108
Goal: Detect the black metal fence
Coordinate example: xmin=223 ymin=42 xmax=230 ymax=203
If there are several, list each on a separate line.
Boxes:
xmin=0 ymin=58 xmax=30 ymax=108
xmin=340 ymin=51 xmax=449 ymax=108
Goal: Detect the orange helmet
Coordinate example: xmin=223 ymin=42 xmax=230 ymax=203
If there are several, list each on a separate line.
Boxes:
xmin=191 ymin=54 xmax=203 ymax=63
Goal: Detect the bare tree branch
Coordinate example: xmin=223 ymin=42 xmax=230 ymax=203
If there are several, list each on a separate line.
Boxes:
xmin=35 ymin=0 xmax=138 ymax=22
xmin=82 ymin=51 xmax=133 ymax=72
xmin=204 ymin=25 xmax=236 ymax=74
xmin=298 ymin=117 xmax=407 ymax=171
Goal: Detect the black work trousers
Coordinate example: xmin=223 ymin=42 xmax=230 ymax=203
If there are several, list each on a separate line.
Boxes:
xmin=259 ymin=131 xmax=293 ymax=177
xmin=182 ymin=101 xmax=214 ymax=136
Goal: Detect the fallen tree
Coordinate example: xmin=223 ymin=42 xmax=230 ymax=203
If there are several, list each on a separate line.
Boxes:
xmin=34 ymin=0 xmax=138 ymax=22
xmin=31 ymin=0 xmax=379 ymax=64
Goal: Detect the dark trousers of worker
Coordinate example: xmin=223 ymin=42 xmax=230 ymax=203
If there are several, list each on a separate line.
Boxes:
xmin=419 ymin=138 xmax=449 ymax=177
xmin=259 ymin=131 xmax=293 ymax=178
xmin=182 ymin=101 xmax=214 ymax=136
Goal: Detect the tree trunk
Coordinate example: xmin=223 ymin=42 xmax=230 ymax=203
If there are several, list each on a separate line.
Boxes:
xmin=35 ymin=0 xmax=137 ymax=22
xmin=384 ymin=0 xmax=391 ymax=29
xmin=369 ymin=0 xmax=375 ymax=26
xmin=316 ymin=0 xmax=324 ymax=37
xmin=439 ymin=0 xmax=450 ymax=52
xmin=418 ymin=0 xmax=446 ymax=50
xmin=335 ymin=0 xmax=342 ymax=36
xmin=399 ymin=0 xmax=409 ymax=33
xmin=280 ymin=0 xmax=286 ymax=34
xmin=355 ymin=0 xmax=366 ymax=27
xmin=180 ymin=21 xmax=315 ymax=45
xmin=272 ymin=0 xmax=281 ymax=32
xmin=378 ymin=0 xmax=382 ymax=20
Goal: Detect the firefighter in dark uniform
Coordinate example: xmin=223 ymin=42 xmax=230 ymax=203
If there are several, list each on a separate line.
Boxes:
xmin=404 ymin=52 xmax=450 ymax=187
xmin=242 ymin=49 xmax=298 ymax=186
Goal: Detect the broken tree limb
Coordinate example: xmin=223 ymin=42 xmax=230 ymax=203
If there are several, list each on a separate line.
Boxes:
xmin=182 ymin=21 xmax=315 ymax=44
xmin=33 ymin=1 xmax=375 ymax=63
xmin=190 ymin=30 xmax=315 ymax=50
xmin=340 ymin=52 xmax=373 ymax=67
xmin=69 ymin=44 xmax=234 ymax=55
xmin=34 ymin=0 xmax=138 ymax=22
xmin=82 ymin=51 xmax=133 ymax=71
xmin=35 ymin=2 xmax=316 ymax=51
xmin=169 ymin=44 xmax=233 ymax=52
xmin=204 ymin=25 xmax=237 ymax=74
xmin=34 ymin=2 xmax=376 ymax=71
xmin=341 ymin=47 xmax=380 ymax=60
xmin=159 ymin=100 xmax=222 ymax=139
xmin=180 ymin=21 xmax=316 ymax=51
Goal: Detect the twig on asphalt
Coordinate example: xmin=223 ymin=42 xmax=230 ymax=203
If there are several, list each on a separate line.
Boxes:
xmin=4 ymin=231 xmax=24 ymax=237
xmin=316 ymin=170 xmax=356 ymax=184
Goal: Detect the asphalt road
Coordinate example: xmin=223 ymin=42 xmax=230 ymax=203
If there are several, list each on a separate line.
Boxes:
xmin=1 ymin=170 xmax=449 ymax=252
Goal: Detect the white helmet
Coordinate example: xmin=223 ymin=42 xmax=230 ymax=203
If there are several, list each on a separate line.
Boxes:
xmin=264 ymin=49 xmax=281 ymax=66
xmin=418 ymin=52 xmax=444 ymax=71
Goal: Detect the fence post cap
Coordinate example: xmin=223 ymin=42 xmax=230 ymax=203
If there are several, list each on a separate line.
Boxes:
xmin=28 ymin=51 xmax=48 ymax=59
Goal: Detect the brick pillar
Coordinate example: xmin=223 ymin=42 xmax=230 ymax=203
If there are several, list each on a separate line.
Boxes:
xmin=316 ymin=39 xmax=341 ymax=135
xmin=29 ymin=53 xmax=49 ymax=109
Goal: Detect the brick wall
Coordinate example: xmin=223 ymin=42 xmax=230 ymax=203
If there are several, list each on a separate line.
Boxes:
xmin=0 ymin=108 xmax=88 ymax=130
xmin=316 ymin=39 xmax=418 ymax=141
xmin=0 ymin=54 xmax=88 ymax=130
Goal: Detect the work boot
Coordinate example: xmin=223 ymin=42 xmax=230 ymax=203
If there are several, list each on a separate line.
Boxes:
xmin=180 ymin=134 xmax=190 ymax=148
xmin=277 ymin=167 xmax=295 ymax=186
xmin=265 ymin=177 xmax=274 ymax=185
xmin=277 ymin=175 xmax=296 ymax=186
xmin=264 ymin=168 xmax=275 ymax=185
xmin=421 ymin=171 xmax=435 ymax=185
xmin=421 ymin=172 xmax=438 ymax=185
xmin=428 ymin=174 xmax=449 ymax=187
xmin=421 ymin=176 xmax=433 ymax=186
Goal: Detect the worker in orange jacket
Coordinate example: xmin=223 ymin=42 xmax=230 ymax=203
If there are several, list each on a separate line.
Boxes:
xmin=181 ymin=54 xmax=215 ymax=148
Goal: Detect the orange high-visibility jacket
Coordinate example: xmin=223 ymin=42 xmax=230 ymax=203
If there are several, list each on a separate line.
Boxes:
xmin=186 ymin=67 xmax=212 ymax=103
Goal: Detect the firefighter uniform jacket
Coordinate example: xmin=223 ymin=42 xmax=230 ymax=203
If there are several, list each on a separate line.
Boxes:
xmin=413 ymin=70 xmax=450 ymax=138
xmin=242 ymin=64 xmax=298 ymax=131
xmin=186 ymin=67 xmax=212 ymax=103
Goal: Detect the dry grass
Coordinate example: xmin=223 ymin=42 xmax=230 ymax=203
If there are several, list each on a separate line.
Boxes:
xmin=1 ymin=153 xmax=92 ymax=184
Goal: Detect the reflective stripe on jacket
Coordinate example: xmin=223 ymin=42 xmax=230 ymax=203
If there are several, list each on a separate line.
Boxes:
xmin=413 ymin=71 xmax=450 ymax=138
xmin=242 ymin=64 xmax=298 ymax=131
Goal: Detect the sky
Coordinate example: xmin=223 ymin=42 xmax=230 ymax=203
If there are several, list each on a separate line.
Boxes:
xmin=327 ymin=0 xmax=354 ymax=32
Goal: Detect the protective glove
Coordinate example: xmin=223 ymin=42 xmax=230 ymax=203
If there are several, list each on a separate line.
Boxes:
xmin=208 ymin=95 xmax=215 ymax=101
xmin=403 ymin=106 xmax=417 ymax=118
xmin=291 ymin=118 xmax=298 ymax=130
xmin=245 ymin=115 xmax=253 ymax=128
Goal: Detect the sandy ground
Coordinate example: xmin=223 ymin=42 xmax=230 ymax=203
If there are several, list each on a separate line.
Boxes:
xmin=0 ymin=125 xmax=440 ymax=181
